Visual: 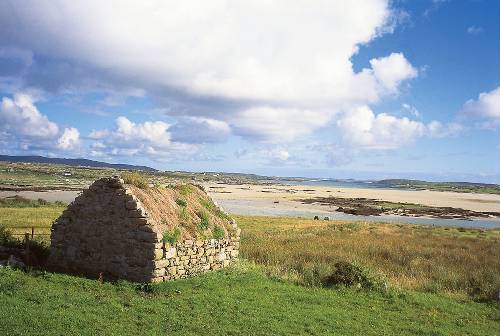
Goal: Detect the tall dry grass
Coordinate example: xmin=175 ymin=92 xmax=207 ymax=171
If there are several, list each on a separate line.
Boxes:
xmin=236 ymin=215 xmax=500 ymax=300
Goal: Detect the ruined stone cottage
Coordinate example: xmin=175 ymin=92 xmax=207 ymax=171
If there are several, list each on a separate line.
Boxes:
xmin=48 ymin=177 xmax=240 ymax=282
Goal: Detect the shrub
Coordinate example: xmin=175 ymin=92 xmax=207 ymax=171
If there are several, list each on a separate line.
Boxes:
xmin=0 ymin=225 xmax=50 ymax=266
xmin=121 ymin=172 xmax=148 ymax=189
xmin=212 ymin=225 xmax=225 ymax=240
xmin=322 ymin=261 xmax=385 ymax=290
xmin=0 ymin=225 xmax=18 ymax=248
xmin=198 ymin=211 xmax=209 ymax=231
xmin=175 ymin=198 xmax=187 ymax=207
xmin=163 ymin=228 xmax=181 ymax=245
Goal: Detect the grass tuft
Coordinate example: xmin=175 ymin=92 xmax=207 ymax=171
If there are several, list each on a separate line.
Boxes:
xmin=162 ymin=228 xmax=181 ymax=245
xmin=122 ymin=172 xmax=148 ymax=189
xmin=198 ymin=211 xmax=209 ymax=231
xmin=212 ymin=225 xmax=225 ymax=240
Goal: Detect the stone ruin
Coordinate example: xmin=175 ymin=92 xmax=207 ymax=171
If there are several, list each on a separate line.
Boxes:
xmin=48 ymin=177 xmax=240 ymax=282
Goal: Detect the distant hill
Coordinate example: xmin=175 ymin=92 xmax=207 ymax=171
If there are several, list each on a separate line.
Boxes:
xmin=374 ymin=179 xmax=500 ymax=194
xmin=0 ymin=155 xmax=156 ymax=172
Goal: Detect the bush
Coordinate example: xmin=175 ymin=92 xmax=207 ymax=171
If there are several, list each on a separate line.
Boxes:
xmin=323 ymin=261 xmax=385 ymax=290
xmin=175 ymin=198 xmax=187 ymax=207
xmin=121 ymin=172 xmax=148 ymax=189
xmin=198 ymin=211 xmax=209 ymax=231
xmin=0 ymin=225 xmax=50 ymax=266
xmin=0 ymin=225 xmax=18 ymax=248
xmin=163 ymin=228 xmax=181 ymax=245
xmin=212 ymin=225 xmax=225 ymax=240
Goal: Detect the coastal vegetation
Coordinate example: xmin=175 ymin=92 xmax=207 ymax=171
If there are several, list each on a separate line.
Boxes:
xmin=237 ymin=215 xmax=500 ymax=300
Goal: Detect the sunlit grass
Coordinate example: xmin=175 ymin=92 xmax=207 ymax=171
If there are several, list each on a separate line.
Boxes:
xmin=235 ymin=215 xmax=500 ymax=300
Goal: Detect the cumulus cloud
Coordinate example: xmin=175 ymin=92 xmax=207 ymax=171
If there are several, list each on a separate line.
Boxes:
xmin=231 ymin=107 xmax=331 ymax=142
xmin=462 ymin=87 xmax=500 ymax=119
xmin=336 ymin=106 xmax=426 ymax=150
xmin=90 ymin=116 xmax=196 ymax=159
xmin=0 ymin=1 xmax=421 ymax=143
xmin=462 ymin=87 xmax=500 ymax=129
xmin=335 ymin=105 xmax=465 ymax=152
xmin=368 ymin=53 xmax=418 ymax=94
xmin=0 ymin=93 xmax=59 ymax=138
xmin=170 ymin=117 xmax=231 ymax=144
xmin=57 ymin=127 xmax=80 ymax=150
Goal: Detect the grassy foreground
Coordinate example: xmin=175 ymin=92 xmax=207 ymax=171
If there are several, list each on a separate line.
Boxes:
xmin=1 ymin=265 xmax=499 ymax=336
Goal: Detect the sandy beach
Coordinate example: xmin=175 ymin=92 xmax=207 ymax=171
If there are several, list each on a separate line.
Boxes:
xmin=206 ymin=183 xmax=500 ymax=213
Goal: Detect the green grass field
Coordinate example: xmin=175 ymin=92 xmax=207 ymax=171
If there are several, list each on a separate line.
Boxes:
xmin=1 ymin=265 xmax=499 ymax=336
xmin=0 ymin=202 xmax=499 ymax=335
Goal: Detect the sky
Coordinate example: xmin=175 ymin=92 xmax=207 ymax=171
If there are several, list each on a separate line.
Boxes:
xmin=0 ymin=0 xmax=499 ymax=182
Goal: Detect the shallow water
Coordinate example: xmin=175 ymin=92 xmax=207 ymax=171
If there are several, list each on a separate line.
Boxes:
xmin=0 ymin=190 xmax=80 ymax=204
xmin=216 ymin=199 xmax=500 ymax=229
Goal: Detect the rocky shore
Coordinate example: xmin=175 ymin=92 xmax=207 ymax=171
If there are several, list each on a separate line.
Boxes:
xmin=300 ymin=196 xmax=500 ymax=220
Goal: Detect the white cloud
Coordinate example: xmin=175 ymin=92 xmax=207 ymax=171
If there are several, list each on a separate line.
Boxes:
xmin=91 ymin=116 xmax=196 ymax=159
xmin=231 ymin=107 xmax=331 ymax=143
xmin=0 ymin=1 xmax=421 ymax=142
xmin=57 ymin=127 xmax=80 ymax=150
xmin=170 ymin=117 xmax=231 ymax=143
xmin=0 ymin=93 xmax=59 ymax=138
xmin=267 ymin=148 xmax=290 ymax=162
xmin=462 ymin=87 xmax=500 ymax=129
xmin=336 ymin=106 xmax=426 ymax=150
xmin=369 ymin=53 xmax=418 ymax=94
xmin=462 ymin=87 xmax=500 ymax=119
xmin=467 ymin=26 xmax=482 ymax=34
xmin=114 ymin=116 xmax=173 ymax=149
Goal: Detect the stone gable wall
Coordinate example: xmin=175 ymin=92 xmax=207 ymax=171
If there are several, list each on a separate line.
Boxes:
xmin=49 ymin=177 xmax=240 ymax=282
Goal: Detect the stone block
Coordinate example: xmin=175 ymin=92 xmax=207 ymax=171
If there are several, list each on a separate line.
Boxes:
xmin=165 ymin=247 xmax=176 ymax=258
xmin=154 ymin=249 xmax=164 ymax=260
xmin=217 ymin=252 xmax=226 ymax=262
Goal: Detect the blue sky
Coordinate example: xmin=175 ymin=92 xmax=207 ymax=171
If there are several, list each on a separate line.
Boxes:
xmin=0 ymin=0 xmax=499 ymax=182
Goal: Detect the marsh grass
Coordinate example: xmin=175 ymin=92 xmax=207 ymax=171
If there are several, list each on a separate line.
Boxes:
xmin=236 ymin=215 xmax=500 ymax=300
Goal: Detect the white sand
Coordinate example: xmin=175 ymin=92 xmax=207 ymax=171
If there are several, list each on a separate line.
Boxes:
xmin=206 ymin=183 xmax=500 ymax=213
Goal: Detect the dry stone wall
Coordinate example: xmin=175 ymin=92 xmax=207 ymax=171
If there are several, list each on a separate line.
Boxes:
xmin=49 ymin=177 xmax=240 ymax=283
